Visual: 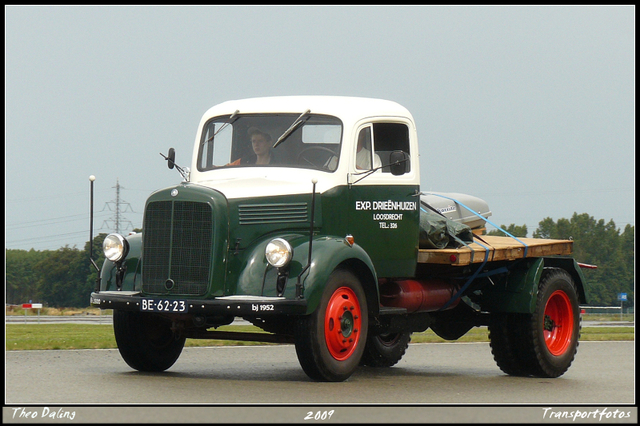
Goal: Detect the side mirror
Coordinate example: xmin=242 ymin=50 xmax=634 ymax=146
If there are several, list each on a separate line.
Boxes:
xmin=389 ymin=150 xmax=410 ymax=176
xmin=167 ymin=148 xmax=175 ymax=169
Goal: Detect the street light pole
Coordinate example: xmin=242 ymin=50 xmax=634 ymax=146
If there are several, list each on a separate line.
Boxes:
xmin=89 ymin=175 xmax=95 ymax=264
xmin=89 ymin=175 xmax=102 ymax=293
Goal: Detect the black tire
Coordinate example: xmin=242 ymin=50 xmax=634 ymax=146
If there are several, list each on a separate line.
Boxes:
xmin=294 ymin=268 xmax=368 ymax=382
xmin=430 ymin=301 xmax=478 ymax=341
xmin=489 ymin=268 xmax=581 ymax=378
xmin=113 ymin=309 xmax=186 ymax=372
xmin=360 ymin=331 xmax=411 ymax=368
xmin=488 ymin=312 xmax=531 ymax=376
xmin=528 ymin=268 xmax=581 ymax=377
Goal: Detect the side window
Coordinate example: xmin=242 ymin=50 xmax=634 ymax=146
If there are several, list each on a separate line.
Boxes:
xmin=355 ymin=126 xmax=380 ymax=170
xmin=372 ymin=123 xmax=411 ymax=173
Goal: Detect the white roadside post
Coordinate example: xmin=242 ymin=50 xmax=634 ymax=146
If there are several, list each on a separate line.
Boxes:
xmin=21 ymin=303 xmax=43 ymax=324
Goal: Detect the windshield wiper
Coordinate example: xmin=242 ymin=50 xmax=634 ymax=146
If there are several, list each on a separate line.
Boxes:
xmin=204 ymin=109 xmax=240 ymax=144
xmin=273 ymin=109 xmax=311 ymax=149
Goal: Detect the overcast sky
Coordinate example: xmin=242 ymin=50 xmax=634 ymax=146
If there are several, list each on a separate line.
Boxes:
xmin=5 ymin=5 xmax=635 ymax=251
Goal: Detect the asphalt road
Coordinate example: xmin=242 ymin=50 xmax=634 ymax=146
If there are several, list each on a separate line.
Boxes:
xmin=6 ymin=317 xmax=635 ymax=423
xmin=5 ymin=341 xmax=636 ymax=423
xmin=4 ymin=341 xmax=633 ymax=401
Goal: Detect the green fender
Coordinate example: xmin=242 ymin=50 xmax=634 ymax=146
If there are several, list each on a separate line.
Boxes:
xmin=480 ymin=256 xmax=589 ymax=314
xmin=296 ymin=237 xmax=380 ymax=316
xmin=99 ymin=233 xmax=142 ymax=292
xmin=234 ymin=234 xmax=379 ymax=316
xmin=543 ymin=256 xmax=590 ymax=305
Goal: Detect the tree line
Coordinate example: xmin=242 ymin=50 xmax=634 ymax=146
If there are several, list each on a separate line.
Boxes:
xmin=5 ymin=213 xmax=634 ymax=308
xmin=487 ymin=213 xmax=634 ymax=307
xmin=6 ymin=233 xmax=108 ymax=308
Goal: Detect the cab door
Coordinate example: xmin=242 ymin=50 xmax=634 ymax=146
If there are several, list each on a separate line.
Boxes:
xmin=347 ymin=121 xmax=420 ymax=278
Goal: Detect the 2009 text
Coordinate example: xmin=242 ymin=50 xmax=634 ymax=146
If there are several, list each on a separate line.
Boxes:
xmin=304 ymin=410 xmax=335 ymax=421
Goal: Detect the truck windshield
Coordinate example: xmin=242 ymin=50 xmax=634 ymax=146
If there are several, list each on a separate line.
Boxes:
xmin=197 ymin=113 xmax=342 ymax=172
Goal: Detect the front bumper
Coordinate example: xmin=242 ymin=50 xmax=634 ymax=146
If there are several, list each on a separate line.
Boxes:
xmin=90 ymin=291 xmax=308 ymax=317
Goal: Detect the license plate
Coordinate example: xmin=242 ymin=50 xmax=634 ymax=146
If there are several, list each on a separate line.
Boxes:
xmin=140 ymin=298 xmax=188 ymax=313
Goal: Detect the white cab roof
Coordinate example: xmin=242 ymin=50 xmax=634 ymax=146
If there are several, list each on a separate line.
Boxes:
xmin=199 ymin=96 xmax=414 ymax=127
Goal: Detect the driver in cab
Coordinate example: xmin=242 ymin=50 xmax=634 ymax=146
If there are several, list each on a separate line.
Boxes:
xmin=228 ymin=127 xmax=277 ymax=166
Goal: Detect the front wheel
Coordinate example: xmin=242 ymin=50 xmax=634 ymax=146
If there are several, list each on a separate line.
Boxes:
xmin=294 ymin=268 xmax=368 ymax=382
xmin=113 ymin=309 xmax=186 ymax=372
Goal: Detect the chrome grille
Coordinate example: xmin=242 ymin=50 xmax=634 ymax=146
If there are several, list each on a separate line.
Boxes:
xmin=142 ymin=200 xmax=212 ymax=296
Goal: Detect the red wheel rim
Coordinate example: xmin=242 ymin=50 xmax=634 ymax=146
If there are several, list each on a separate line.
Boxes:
xmin=543 ymin=290 xmax=574 ymax=356
xmin=324 ymin=286 xmax=362 ymax=361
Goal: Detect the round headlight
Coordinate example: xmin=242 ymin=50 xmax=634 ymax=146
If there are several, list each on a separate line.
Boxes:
xmin=265 ymin=238 xmax=293 ymax=268
xmin=103 ymin=233 xmax=129 ymax=262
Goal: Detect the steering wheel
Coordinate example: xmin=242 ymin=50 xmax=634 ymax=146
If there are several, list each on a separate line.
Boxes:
xmin=296 ymin=146 xmax=337 ymax=170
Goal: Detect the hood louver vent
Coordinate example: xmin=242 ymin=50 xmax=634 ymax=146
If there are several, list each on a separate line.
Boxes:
xmin=239 ymin=202 xmax=308 ymax=225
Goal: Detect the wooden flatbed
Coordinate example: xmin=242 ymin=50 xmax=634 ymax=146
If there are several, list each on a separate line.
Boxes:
xmin=417 ymin=235 xmax=573 ymax=266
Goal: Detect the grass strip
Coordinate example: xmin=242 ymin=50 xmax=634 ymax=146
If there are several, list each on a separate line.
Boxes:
xmin=5 ymin=323 xmax=633 ymax=351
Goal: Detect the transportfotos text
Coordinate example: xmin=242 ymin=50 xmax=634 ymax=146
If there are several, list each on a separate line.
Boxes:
xmin=542 ymin=407 xmax=632 ymax=421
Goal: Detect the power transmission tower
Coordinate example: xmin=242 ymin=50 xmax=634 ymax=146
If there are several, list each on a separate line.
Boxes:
xmin=101 ymin=178 xmax=134 ymax=233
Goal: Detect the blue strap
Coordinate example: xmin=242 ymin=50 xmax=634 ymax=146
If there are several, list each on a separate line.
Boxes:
xmin=423 ymin=192 xmax=529 ymax=258
xmin=438 ymin=237 xmax=490 ymax=311
xmin=423 ymin=192 xmax=530 ymax=311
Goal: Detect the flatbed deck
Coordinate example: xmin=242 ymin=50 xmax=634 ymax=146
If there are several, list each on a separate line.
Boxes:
xmin=417 ymin=235 xmax=573 ymax=266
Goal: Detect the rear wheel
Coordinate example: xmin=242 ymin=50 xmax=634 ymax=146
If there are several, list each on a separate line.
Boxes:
xmin=489 ymin=268 xmax=580 ymax=378
xmin=360 ymin=331 xmax=411 ymax=367
xmin=113 ymin=309 xmax=186 ymax=372
xmin=529 ymin=268 xmax=581 ymax=377
xmin=489 ymin=312 xmax=530 ymax=376
xmin=294 ymin=268 xmax=368 ymax=382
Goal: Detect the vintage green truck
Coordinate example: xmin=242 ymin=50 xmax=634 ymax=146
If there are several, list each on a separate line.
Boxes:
xmin=90 ymin=96 xmax=591 ymax=382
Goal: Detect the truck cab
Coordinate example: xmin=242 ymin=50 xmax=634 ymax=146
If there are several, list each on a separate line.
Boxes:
xmin=189 ymin=95 xmax=421 ymax=279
